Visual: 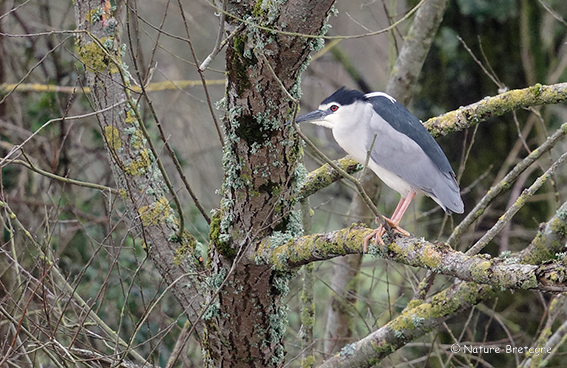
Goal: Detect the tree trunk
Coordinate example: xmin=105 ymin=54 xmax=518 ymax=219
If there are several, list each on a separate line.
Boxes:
xmin=198 ymin=0 xmax=336 ymax=366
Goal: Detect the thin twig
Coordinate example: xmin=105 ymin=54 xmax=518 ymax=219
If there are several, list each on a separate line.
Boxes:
xmin=467 ymin=150 xmax=567 ymax=255
xmin=257 ymin=52 xmax=298 ymax=104
xmin=447 ymin=121 xmax=567 ymax=246
xmin=0 ymin=35 xmax=74 ymax=105
xmin=201 ymin=23 xmax=245 ymax=72
xmin=292 ymin=124 xmax=384 ymax=224
xmin=537 ymin=0 xmax=567 ymax=27
xmin=0 ymin=99 xmax=127 ymax=167
xmin=125 ymin=7 xmax=211 ymax=224
xmin=204 ymin=0 xmax=427 ymax=41
xmin=360 ymin=133 xmax=378 ymax=180
xmin=457 ymin=35 xmax=504 ymax=91
xmin=175 ymin=0 xmax=224 ymax=145
xmin=0 ymin=201 xmax=149 ymax=365
xmin=199 ymin=0 xmax=228 ymax=71
xmin=11 ymin=156 xmax=118 ymax=194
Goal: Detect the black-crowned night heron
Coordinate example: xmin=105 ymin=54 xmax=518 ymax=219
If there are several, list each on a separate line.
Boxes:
xmin=294 ymin=87 xmax=464 ymax=250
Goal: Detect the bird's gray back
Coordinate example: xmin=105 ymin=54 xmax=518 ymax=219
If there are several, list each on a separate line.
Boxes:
xmin=366 ymin=94 xmax=454 ymax=175
xmin=362 ymin=97 xmax=463 ymax=213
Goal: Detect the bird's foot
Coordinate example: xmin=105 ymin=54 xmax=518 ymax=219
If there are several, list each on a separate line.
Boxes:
xmin=384 ymin=218 xmax=411 ymax=237
xmin=362 ymin=217 xmax=411 ymax=253
xmin=363 ymin=226 xmax=386 ymax=253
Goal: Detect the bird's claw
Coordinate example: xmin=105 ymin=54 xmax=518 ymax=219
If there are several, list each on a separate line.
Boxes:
xmin=362 ymin=218 xmax=411 ymax=253
xmin=363 ymin=226 xmax=386 ymax=253
xmin=384 ymin=218 xmax=411 ymax=237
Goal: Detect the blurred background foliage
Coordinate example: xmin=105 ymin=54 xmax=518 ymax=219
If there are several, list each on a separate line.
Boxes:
xmin=1 ymin=0 xmax=566 ymax=366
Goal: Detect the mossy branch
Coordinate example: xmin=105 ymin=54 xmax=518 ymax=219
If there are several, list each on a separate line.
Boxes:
xmin=318 ymin=280 xmax=494 ymax=368
xmin=297 ymin=157 xmax=361 ymax=199
xmin=517 ymin=200 xmax=567 ymax=265
xmin=11 ymin=158 xmax=118 ymax=194
xmin=258 ymin=200 xmax=567 ymax=291
xmin=425 ymin=82 xmax=567 ymax=136
xmin=272 ymin=192 xmax=567 ymax=367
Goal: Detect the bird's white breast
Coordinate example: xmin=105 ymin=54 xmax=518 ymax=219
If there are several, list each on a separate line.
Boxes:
xmin=330 ymin=102 xmax=414 ymax=198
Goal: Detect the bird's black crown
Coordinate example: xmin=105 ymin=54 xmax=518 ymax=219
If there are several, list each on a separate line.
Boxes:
xmin=321 ymin=87 xmax=365 ymax=106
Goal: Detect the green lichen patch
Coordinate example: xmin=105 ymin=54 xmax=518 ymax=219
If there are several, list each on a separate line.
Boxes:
xmin=228 ymin=35 xmax=255 ymax=96
xmin=209 ymin=210 xmax=236 ymax=260
xmin=520 ymin=234 xmax=553 ymax=265
xmin=86 ymin=8 xmax=104 ymax=23
xmin=370 ymin=338 xmax=396 ymax=357
xmin=519 ymin=273 xmax=538 ymax=289
xmin=125 ymin=149 xmax=151 ymax=175
xmin=405 ymin=299 xmax=424 ymax=310
xmin=300 ymin=304 xmax=315 ymax=327
xmin=78 ymin=38 xmax=119 ymax=74
xmin=301 ymin=355 xmax=315 ymax=368
xmin=530 ymin=83 xmax=543 ymax=97
xmin=125 ymin=109 xmax=138 ymax=124
xmin=421 ymin=244 xmax=443 ymax=269
xmin=129 ymin=129 xmax=146 ymax=149
xmin=104 ymin=125 xmax=122 ymax=150
xmin=339 ymin=343 xmax=357 ymax=357
xmin=470 ymin=260 xmax=492 ymax=284
xmin=138 ymin=197 xmax=173 ymax=227
xmin=173 ymin=230 xmax=198 ymax=266
xmin=550 ymin=217 xmax=567 ymax=238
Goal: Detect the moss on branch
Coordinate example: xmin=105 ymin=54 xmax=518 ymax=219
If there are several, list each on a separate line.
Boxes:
xmin=261 ymin=219 xmax=567 ymax=291
xmin=297 ymin=157 xmax=362 ymax=199
xmin=425 ymin=82 xmax=567 ymax=136
xmin=319 ymin=281 xmax=494 ymax=368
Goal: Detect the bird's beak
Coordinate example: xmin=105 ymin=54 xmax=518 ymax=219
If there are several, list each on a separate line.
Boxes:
xmin=286 ymin=109 xmax=329 ymax=125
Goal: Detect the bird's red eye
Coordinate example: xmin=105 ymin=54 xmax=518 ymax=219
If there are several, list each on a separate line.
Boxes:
xmin=330 ymin=105 xmax=339 ymax=112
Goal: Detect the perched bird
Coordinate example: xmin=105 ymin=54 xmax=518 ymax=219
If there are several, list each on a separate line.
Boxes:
xmin=294 ymin=87 xmax=464 ymax=250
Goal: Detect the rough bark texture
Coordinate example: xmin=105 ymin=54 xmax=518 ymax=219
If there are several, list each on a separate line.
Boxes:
xmin=205 ymin=1 xmax=335 ymax=366
xmin=425 ymin=82 xmax=567 ymax=136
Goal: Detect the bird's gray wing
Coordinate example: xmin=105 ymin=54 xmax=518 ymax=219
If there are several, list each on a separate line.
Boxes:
xmin=365 ymin=94 xmax=454 ymax=175
xmin=366 ymin=117 xmax=463 ymax=213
